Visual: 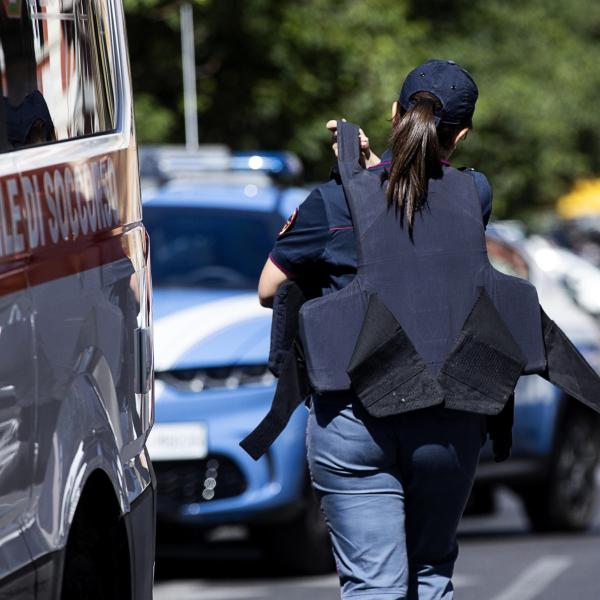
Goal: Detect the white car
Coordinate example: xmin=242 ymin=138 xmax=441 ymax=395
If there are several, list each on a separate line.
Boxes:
xmin=526 ymin=235 xmax=600 ymax=318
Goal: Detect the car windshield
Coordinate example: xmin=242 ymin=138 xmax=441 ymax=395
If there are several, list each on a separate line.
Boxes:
xmin=144 ymin=206 xmax=282 ymax=289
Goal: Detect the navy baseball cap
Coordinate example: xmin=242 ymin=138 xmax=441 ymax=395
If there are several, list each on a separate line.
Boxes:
xmin=399 ymin=59 xmax=478 ymax=127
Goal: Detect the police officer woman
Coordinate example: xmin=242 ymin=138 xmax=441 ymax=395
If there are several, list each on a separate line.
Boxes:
xmin=243 ymin=54 xmax=600 ymax=599
xmin=255 ymin=59 xmax=488 ymax=600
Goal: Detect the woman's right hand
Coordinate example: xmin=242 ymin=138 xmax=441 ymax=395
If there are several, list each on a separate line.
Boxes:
xmin=326 ymin=119 xmax=380 ymax=168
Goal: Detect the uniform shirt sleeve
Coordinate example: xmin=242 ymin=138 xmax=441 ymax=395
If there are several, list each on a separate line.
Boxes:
xmin=467 ymin=170 xmax=493 ymax=227
xmin=269 ymin=188 xmax=329 ymax=276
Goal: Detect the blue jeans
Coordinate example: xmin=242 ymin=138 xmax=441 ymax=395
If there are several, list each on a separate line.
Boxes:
xmin=306 ymin=394 xmax=485 ymax=600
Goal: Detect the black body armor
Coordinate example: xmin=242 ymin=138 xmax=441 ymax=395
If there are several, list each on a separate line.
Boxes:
xmin=299 ymin=121 xmax=545 ymax=415
xmin=241 ymin=121 xmax=600 ymax=461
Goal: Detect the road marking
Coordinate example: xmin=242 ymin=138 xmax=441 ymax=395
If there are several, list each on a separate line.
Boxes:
xmin=489 ymin=555 xmax=572 ymax=600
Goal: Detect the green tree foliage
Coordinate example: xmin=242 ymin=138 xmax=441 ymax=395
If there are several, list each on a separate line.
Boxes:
xmin=124 ymin=0 xmax=600 ymax=217
xmin=418 ymin=0 xmax=600 ymax=217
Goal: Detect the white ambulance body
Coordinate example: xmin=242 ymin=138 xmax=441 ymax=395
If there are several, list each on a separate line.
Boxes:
xmin=0 ymin=1 xmax=154 ymax=598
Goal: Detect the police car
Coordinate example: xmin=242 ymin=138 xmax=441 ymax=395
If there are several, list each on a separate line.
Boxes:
xmin=473 ymin=225 xmax=600 ymax=531
xmin=142 ymin=147 xmax=332 ymax=573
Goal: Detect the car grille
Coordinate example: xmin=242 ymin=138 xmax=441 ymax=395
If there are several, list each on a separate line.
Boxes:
xmin=154 ymin=455 xmax=247 ymax=511
xmin=155 ymin=364 xmax=275 ymax=393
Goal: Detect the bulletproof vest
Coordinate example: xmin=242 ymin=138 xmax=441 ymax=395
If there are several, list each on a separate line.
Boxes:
xmin=240 ymin=122 xmax=600 ymax=461
xmin=298 ymin=121 xmax=547 ymax=417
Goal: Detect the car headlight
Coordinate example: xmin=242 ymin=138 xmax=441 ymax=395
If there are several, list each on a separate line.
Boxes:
xmin=155 ymin=364 xmax=275 ymax=392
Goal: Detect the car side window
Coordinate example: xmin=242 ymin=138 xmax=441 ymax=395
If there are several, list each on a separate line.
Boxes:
xmin=0 ymin=0 xmax=116 ymax=153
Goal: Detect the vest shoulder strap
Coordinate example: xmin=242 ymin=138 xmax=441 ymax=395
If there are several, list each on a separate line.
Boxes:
xmin=336 ymin=120 xmax=387 ymax=260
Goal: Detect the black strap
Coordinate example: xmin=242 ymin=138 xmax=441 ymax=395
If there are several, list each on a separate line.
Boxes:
xmin=337 ymin=119 xmax=362 ymax=169
xmin=336 ymin=120 xmax=368 ymax=262
xmin=240 ymin=340 xmax=310 ymax=460
xmin=267 ymin=280 xmax=307 ymax=377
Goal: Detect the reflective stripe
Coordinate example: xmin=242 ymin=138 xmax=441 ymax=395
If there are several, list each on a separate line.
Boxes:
xmin=154 ymin=294 xmax=270 ymax=371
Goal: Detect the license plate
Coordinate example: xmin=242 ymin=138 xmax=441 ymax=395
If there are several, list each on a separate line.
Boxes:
xmin=147 ymin=422 xmax=208 ymax=461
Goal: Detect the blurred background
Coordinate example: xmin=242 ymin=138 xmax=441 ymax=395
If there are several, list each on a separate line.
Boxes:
xmin=129 ymin=1 xmax=600 ymax=598
xmin=125 ymin=0 xmax=600 ymax=223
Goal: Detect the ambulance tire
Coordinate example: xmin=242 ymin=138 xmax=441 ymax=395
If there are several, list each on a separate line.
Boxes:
xmin=61 ymin=475 xmax=131 ymax=600
xmin=522 ymin=406 xmax=600 ymax=532
xmin=259 ymin=486 xmax=334 ymax=575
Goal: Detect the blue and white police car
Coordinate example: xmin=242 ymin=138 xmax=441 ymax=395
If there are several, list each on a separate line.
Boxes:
xmin=142 ymin=147 xmax=332 ymax=573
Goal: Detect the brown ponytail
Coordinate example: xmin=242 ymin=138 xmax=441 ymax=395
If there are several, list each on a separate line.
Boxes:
xmin=386 ymin=92 xmax=458 ymax=227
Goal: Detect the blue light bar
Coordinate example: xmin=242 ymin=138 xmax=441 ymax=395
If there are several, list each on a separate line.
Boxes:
xmin=139 ymin=145 xmax=231 ymax=181
xmin=138 ymin=146 xmax=303 ymax=184
xmin=231 ymin=151 xmax=303 ymax=179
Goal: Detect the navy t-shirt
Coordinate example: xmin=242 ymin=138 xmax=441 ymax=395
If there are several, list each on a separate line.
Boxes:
xmin=270 ymin=157 xmax=492 ymax=296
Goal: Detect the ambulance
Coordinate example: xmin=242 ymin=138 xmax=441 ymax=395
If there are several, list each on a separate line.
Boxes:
xmin=0 ymin=1 xmax=154 ymax=598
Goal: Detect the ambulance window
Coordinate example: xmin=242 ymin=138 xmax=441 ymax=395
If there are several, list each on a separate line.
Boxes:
xmin=486 ymin=237 xmax=530 ymax=280
xmin=0 ymin=0 xmax=116 ymax=153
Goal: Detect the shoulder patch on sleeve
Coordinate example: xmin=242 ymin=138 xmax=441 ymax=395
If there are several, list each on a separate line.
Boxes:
xmin=278 ymin=207 xmax=299 ymax=238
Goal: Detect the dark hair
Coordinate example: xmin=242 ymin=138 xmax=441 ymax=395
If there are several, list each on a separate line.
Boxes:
xmin=385 ymin=91 xmax=462 ymax=227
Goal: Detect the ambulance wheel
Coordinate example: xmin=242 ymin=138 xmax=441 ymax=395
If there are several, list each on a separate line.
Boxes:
xmin=259 ymin=487 xmax=334 ymax=575
xmin=61 ymin=474 xmax=131 ymax=599
xmin=522 ymin=407 xmax=600 ymax=532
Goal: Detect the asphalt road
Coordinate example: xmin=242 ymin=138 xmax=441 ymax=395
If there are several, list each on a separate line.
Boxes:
xmin=154 ymin=489 xmax=600 ymax=600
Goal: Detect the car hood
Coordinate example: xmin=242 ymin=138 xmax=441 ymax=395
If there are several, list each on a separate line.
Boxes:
xmin=153 ymin=288 xmax=272 ymax=371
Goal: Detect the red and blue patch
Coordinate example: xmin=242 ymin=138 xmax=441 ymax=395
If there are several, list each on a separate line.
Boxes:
xmin=277 ymin=207 xmax=299 ymax=238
